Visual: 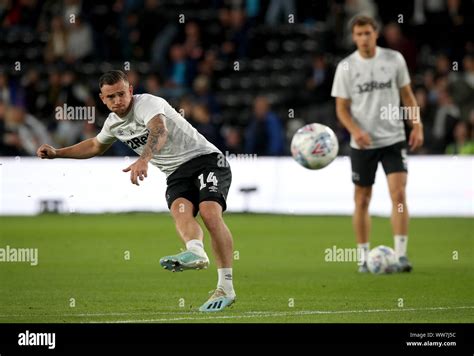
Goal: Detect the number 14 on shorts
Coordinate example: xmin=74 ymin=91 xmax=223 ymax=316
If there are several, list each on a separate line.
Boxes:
xmin=198 ymin=172 xmax=218 ymax=190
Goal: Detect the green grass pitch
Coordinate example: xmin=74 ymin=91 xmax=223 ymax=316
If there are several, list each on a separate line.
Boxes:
xmin=0 ymin=213 xmax=472 ymax=323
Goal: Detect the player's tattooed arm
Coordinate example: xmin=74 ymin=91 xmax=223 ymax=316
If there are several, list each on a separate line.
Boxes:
xmin=122 ymin=114 xmax=168 ymax=186
xmin=140 ymin=114 xmax=168 ymax=162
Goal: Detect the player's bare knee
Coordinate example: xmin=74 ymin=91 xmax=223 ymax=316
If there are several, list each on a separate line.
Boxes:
xmin=354 ymin=187 xmax=372 ymax=210
xmin=355 ymin=197 xmax=371 ymax=210
xmin=390 ymin=188 xmax=406 ymax=205
xmin=199 ymin=204 xmax=223 ymax=233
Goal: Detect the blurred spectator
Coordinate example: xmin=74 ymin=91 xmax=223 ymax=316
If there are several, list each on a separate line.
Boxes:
xmin=414 ymin=87 xmax=435 ymax=151
xmin=168 ymin=44 xmax=188 ymax=86
xmin=265 ymin=0 xmax=296 ymax=25
xmin=445 ymin=120 xmax=474 ymax=154
xmin=223 ymin=126 xmax=243 ymax=154
xmin=65 ymin=16 xmax=93 ymax=63
xmin=245 ymin=96 xmax=285 ymax=156
xmin=422 ymin=69 xmax=437 ymax=104
xmin=144 ymin=73 xmax=166 ymax=97
xmin=304 ymin=53 xmax=333 ymax=104
xmin=245 ymin=0 xmax=262 ymax=26
xmin=449 ymin=54 xmax=474 ymax=122
xmin=192 ymin=75 xmax=220 ymax=115
xmin=302 ymin=53 xmax=336 ymax=129
xmin=44 ymin=15 xmax=67 ymax=63
xmin=189 ymin=103 xmax=224 ymax=151
xmin=3 ymin=106 xmax=52 ymax=155
xmin=21 ymin=69 xmax=41 ymax=116
xmin=37 ymin=70 xmax=62 ymax=122
xmin=198 ymin=50 xmax=218 ymax=78
xmin=0 ymin=100 xmax=24 ymax=155
xmin=435 ymin=53 xmax=451 ymax=77
xmin=137 ymin=0 xmax=167 ymax=59
xmin=445 ymin=0 xmax=472 ymax=63
xmin=220 ymin=8 xmax=249 ymax=60
xmin=55 ymin=120 xmax=86 ymax=147
xmin=62 ymin=0 xmax=82 ymax=25
xmin=2 ymin=0 xmax=40 ymax=30
xmin=124 ymin=11 xmax=140 ymax=59
xmin=87 ymin=0 xmax=120 ymax=60
xmin=126 ymin=70 xmax=145 ymax=94
xmin=0 ymin=73 xmax=12 ymax=105
xmin=182 ymin=21 xmax=204 ymax=61
xmin=432 ymin=88 xmax=460 ymax=151
xmin=150 ymin=23 xmax=179 ymax=71
xmin=60 ymin=70 xmax=94 ymax=108
xmin=178 ymin=95 xmax=194 ymax=121
xmin=54 ymin=70 xmax=95 ymax=146
xmin=344 ymin=0 xmax=378 ymax=18
xmin=381 ymin=22 xmax=417 ymax=72
xmin=165 ymin=44 xmax=190 ymax=98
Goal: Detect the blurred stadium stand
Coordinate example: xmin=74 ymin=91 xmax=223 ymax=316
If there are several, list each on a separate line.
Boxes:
xmin=0 ymin=0 xmax=473 ymax=157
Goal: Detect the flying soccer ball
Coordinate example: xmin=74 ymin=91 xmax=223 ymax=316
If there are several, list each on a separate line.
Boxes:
xmin=367 ymin=245 xmax=398 ymax=274
xmin=290 ymin=123 xmax=339 ymax=170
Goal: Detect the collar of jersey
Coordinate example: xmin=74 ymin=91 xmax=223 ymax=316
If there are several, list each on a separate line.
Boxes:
xmin=355 ymin=46 xmax=380 ymax=62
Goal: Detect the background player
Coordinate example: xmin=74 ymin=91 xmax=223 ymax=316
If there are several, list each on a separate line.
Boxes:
xmin=37 ymin=70 xmax=236 ymax=312
xmin=331 ymin=15 xmax=424 ymax=272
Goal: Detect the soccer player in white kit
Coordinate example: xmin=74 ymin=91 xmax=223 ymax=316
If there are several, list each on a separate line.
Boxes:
xmin=37 ymin=70 xmax=236 ymax=312
xmin=331 ymin=16 xmax=424 ymax=272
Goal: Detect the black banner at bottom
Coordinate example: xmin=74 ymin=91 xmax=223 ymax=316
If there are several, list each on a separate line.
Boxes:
xmin=0 ymin=323 xmax=472 ymax=354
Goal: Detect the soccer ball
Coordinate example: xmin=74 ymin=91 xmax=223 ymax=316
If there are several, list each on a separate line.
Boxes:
xmin=290 ymin=123 xmax=339 ymax=170
xmin=367 ymin=245 xmax=398 ymax=274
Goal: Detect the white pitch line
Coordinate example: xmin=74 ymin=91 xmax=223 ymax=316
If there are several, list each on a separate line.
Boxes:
xmin=0 ymin=305 xmax=472 ymax=322
xmin=0 ymin=311 xmax=201 ymax=318
xmin=97 ymin=305 xmax=474 ymax=323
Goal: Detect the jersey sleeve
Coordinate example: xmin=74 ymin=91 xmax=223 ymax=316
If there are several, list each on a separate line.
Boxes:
xmin=396 ymin=52 xmax=411 ymax=88
xmin=96 ymin=119 xmax=117 ymax=144
xmin=135 ymin=94 xmax=167 ymax=127
xmin=331 ymin=61 xmax=351 ymax=99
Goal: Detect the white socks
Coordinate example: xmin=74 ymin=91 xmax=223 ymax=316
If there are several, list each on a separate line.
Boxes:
xmin=394 ymin=235 xmax=408 ymax=259
xmin=186 ymin=239 xmax=235 ymax=297
xmin=217 ymin=268 xmax=235 ymax=298
xmin=185 ymin=239 xmax=207 ymax=258
xmin=357 ymin=242 xmax=370 ymax=265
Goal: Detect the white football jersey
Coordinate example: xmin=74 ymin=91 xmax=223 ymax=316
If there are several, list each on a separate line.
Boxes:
xmin=331 ymin=46 xmax=411 ymax=149
xmin=96 ymin=94 xmax=220 ymax=177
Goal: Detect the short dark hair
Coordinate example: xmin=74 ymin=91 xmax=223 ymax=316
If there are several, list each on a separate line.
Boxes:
xmin=350 ymin=15 xmax=378 ymax=32
xmin=99 ymin=70 xmax=129 ymax=89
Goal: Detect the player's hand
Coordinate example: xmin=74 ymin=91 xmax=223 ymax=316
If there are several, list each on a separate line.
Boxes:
xmin=123 ymin=158 xmax=148 ymax=186
xmin=37 ymin=144 xmax=57 ymax=159
xmin=353 ymin=129 xmax=372 ymax=149
xmin=409 ymin=124 xmax=424 ymax=151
